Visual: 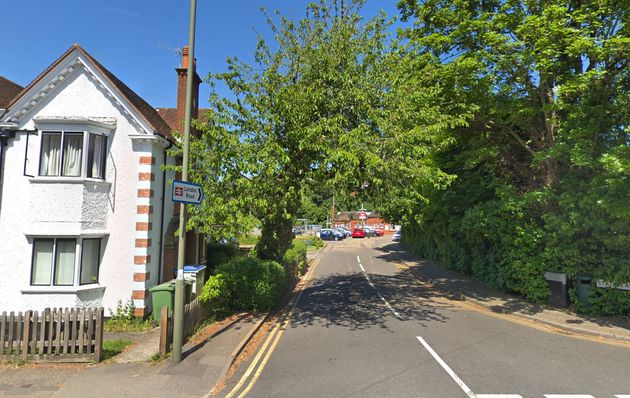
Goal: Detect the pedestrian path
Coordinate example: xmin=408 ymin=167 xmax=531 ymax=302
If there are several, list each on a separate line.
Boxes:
xmin=371 ymin=239 xmax=630 ymax=344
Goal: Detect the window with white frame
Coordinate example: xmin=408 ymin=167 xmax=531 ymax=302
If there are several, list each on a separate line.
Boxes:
xmin=39 ymin=131 xmax=107 ymax=179
xmin=31 ymin=238 xmax=102 ymax=286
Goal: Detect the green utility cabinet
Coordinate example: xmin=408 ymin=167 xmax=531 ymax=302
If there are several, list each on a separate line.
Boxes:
xmin=576 ymin=274 xmax=593 ymax=305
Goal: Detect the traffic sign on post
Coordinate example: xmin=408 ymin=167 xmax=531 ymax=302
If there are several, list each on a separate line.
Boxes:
xmin=172 ymin=180 xmax=203 ymax=205
xmin=358 ymin=211 xmax=367 ymax=220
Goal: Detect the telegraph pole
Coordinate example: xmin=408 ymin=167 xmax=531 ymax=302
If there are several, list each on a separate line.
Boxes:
xmin=331 ymin=194 xmax=335 ymax=227
xmin=172 ymin=0 xmax=197 ymax=364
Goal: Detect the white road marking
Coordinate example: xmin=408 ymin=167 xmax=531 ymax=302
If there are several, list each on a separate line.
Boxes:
xmin=376 ymin=290 xmax=402 ymax=319
xmin=358 ymin=261 xmax=402 ymax=319
xmin=545 ymin=395 xmax=595 ymax=398
xmin=357 ymin=256 xmax=361 ymax=263
xmin=477 ymin=395 xmax=523 ymax=398
xmin=416 ymin=336 xmax=476 ymax=398
xmin=616 ymin=396 xmax=630 ymax=398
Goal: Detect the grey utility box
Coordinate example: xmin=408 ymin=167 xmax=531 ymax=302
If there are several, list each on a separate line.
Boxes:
xmin=544 ymin=272 xmax=569 ymax=307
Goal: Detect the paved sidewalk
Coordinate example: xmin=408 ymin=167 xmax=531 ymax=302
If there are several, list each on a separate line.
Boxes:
xmin=379 ymin=241 xmax=630 ymax=343
xmin=0 ymin=250 xmax=325 ymax=397
xmin=0 ymin=313 xmax=265 ymax=397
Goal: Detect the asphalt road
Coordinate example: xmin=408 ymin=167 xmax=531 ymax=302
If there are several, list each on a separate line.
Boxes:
xmin=217 ymin=238 xmax=630 ymax=398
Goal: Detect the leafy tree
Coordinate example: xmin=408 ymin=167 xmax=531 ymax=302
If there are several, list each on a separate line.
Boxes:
xmin=185 ymin=1 xmax=392 ymax=263
xmin=396 ymin=0 xmax=630 ymax=312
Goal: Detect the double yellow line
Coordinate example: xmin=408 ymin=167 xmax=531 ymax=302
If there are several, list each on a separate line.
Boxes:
xmin=222 ymin=250 xmax=325 ymax=398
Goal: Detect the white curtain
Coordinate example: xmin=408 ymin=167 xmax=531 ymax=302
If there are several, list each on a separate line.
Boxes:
xmin=62 ymin=134 xmax=83 ymax=176
xmin=32 ymin=240 xmax=54 ymax=285
xmin=39 ymin=134 xmax=61 ymax=176
xmin=90 ymin=135 xmax=105 ymax=178
xmin=54 ymin=239 xmax=76 ymax=285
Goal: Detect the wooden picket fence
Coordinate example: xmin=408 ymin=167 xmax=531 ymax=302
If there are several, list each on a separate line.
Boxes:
xmin=159 ymin=297 xmax=207 ymax=357
xmin=0 ymin=308 xmax=104 ymax=363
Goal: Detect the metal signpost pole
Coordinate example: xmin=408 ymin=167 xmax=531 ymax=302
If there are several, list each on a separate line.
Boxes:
xmin=172 ymin=0 xmax=197 ymax=364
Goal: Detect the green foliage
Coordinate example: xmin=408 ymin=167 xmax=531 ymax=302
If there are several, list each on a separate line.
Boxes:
xmin=199 ymin=256 xmax=289 ymax=313
xmin=294 ymin=234 xmax=324 ymax=249
xmin=102 ymin=339 xmax=133 ymax=361
xmin=206 ymin=240 xmax=237 ymax=272
xmin=395 ymin=0 xmax=630 ymax=314
xmin=588 ymin=289 xmax=630 ymax=316
xmin=108 ymin=299 xmax=135 ymax=322
xmin=239 ymin=235 xmax=260 ymax=246
xmin=170 ymin=0 xmax=394 ymax=264
xmin=105 ymin=299 xmax=153 ymax=332
xmin=284 ymin=239 xmax=309 ymax=278
xmin=173 ymin=0 xmax=629 ymax=316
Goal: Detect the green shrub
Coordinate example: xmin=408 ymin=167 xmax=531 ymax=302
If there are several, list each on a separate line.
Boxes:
xmin=104 ymin=299 xmax=153 ymax=332
xmin=206 ymin=240 xmax=237 ymax=273
xmin=587 ymin=287 xmax=630 ymax=316
xmin=199 ymin=256 xmax=289 ymax=313
xmin=309 ymin=236 xmax=324 ymax=249
xmin=284 ymin=239 xmax=308 ymax=278
xmin=295 ymin=235 xmax=324 ymax=249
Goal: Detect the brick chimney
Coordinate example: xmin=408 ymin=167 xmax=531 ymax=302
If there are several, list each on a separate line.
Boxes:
xmin=162 ymin=46 xmax=204 ymax=282
xmin=175 ymin=46 xmax=201 ymax=135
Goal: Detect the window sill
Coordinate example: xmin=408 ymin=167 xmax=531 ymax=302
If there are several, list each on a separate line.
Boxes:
xmin=21 ymin=285 xmax=106 ymax=295
xmin=29 ymin=177 xmax=110 ymax=185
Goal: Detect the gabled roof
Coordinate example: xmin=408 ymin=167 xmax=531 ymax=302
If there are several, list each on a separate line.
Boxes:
xmin=5 ymin=45 xmax=175 ymax=143
xmin=155 ymin=108 xmax=178 ymax=132
xmin=0 ymin=76 xmax=23 ymax=109
xmin=335 ymin=211 xmax=382 ymax=222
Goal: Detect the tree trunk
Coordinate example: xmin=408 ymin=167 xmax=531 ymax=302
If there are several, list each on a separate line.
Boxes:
xmin=255 ymin=214 xmax=294 ymax=264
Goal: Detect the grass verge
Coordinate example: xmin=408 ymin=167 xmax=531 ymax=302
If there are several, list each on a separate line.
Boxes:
xmin=102 ymin=338 xmax=134 ymax=361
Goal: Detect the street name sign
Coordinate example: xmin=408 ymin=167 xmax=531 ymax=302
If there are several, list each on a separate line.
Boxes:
xmin=172 ymin=180 xmax=203 ymax=205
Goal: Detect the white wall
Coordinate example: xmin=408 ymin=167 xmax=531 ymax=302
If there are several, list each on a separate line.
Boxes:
xmin=0 ymin=64 xmax=165 ymax=314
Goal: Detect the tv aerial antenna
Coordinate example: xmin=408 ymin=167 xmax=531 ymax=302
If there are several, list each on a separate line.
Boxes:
xmin=158 ymin=44 xmax=183 ymax=65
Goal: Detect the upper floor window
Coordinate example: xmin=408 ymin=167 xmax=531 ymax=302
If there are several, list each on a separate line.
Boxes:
xmin=39 ymin=131 xmax=107 ymax=179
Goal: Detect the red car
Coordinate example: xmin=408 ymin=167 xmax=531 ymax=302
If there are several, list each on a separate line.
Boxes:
xmin=352 ymin=228 xmax=366 ymax=238
xmin=374 ymin=228 xmax=385 ymax=236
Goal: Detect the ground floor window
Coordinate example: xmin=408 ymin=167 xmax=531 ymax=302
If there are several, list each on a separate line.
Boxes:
xmin=31 ymin=238 xmax=102 ymax=286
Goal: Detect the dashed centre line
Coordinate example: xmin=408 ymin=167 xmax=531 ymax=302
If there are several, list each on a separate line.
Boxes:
xmin=357 ymin=257 xmax=402 ymax=320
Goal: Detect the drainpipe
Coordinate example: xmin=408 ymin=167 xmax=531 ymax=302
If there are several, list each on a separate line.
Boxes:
xmin=157 ymin=142 xmax=173 ymax=284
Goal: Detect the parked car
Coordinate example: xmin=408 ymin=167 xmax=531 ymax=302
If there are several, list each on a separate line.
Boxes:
xmin=392 ymin=230 xmax=401 ymax=241
xmin=352 ymin=228 xmax=366 ymax=238
xmin=336 ymin=227 xmax=351 ymax=238
xmin=320 ymin=228 xmax=344 ymax=241
xmin=373 ymin=228 xmax=385 ymax=236
xmin=363 ymin=226 xmax=377 ymax=237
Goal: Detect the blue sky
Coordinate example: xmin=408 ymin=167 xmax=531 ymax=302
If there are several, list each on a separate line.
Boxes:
xmin=1 ymin=1 xmax=399 ymax=109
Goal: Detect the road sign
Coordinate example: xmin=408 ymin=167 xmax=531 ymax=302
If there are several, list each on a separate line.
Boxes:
xmin=171 ymin=180 xmax=203 ymax=205
xmin=358 ymin=211 xmax=367 ymax=220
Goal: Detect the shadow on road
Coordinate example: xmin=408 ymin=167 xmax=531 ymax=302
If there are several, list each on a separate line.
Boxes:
xmin=289 ymin=268 xmax=454 ymax=331
xmin=375 ymin=242 xmax=630 ymax=331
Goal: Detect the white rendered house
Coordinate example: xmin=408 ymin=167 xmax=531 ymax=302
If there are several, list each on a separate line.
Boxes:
xmin=0 ymin=45 xmax=203 ymax=316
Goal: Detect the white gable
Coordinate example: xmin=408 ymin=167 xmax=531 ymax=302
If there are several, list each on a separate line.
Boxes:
xmin=2 ymin=48 xmax=155 ymax=137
